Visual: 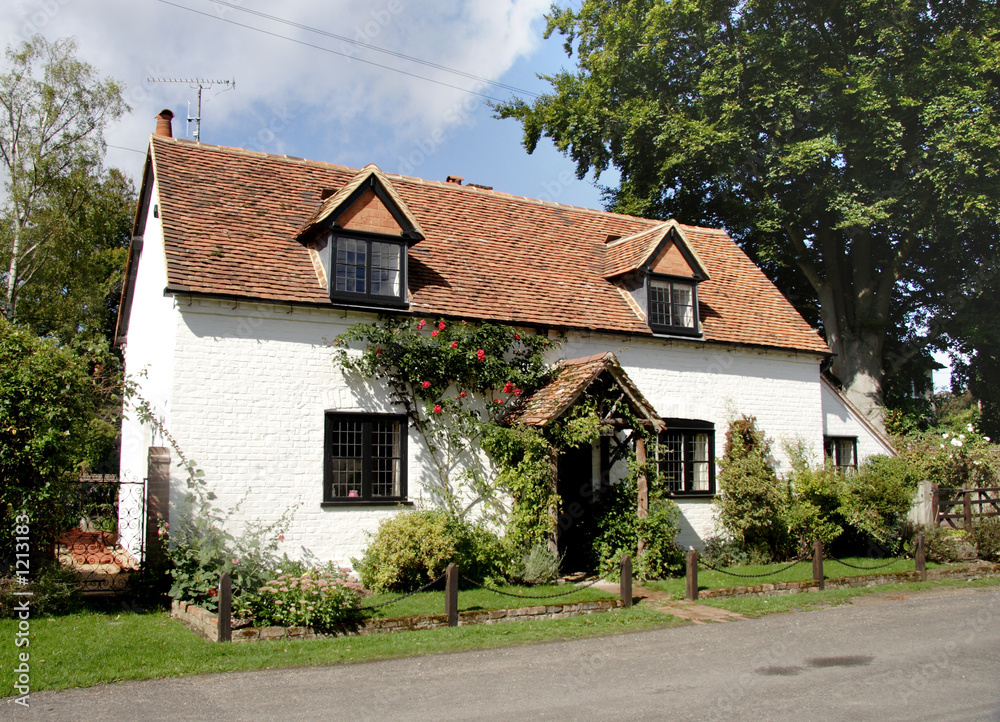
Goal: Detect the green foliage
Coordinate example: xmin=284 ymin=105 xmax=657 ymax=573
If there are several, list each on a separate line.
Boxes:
xmin=899 ymin=424 xmax=1000 ymax=489
xmin=969 ymin=518 xmax=1000 ymax=563
xmin=483 ymin=423 xmax=559 ymax=553
xmin=784 ymin=445 xmax=843 ymax=551
xmin=922 ymin=525 xmax=977 ymax=563
xmin=592 ymin=466 xmax=684 ymax=581
xmin=0 ymin=562 xmax=82 ymax=617
xmin=354 ymin=509 xmax=504 ymax=592
xmin=335 ymin=317 xmax=554 ymax=521
xmin=838 ymin=455 xmax=918 ymax=552
xmin=236 ymin=570 xmax=366 ymax=631
xmin=0 ymin=319 xmax=118 ymax=569
xmin=514 ymin=542 xmax=562 ymax=585
xmin=714 ymin=416 xmax=789 ymax=560
xmin=497 ymin=0 xmax=1000 ymax=416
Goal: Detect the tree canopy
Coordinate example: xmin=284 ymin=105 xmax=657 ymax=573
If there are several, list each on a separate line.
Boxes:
xmin=498 ymin=0 xmax=1000 ymax=421
xmin=0 ymin=35 xmax=128 ymax=325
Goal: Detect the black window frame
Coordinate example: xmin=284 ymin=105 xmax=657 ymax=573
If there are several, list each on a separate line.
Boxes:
xmin=327 ymin=230 xmax=409 ymax=308
xmin=322 ymin=412 xmax=410 ymax=506
xmin=647 ymin=274 xmax=701 ymax=336
xmin=656 ymin=419 xmax=716 ymax=496
xmin=823 ymin=435 xmax=858 ymax=473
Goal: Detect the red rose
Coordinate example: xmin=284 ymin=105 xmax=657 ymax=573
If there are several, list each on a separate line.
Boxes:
xmin=431 ymin=330 xmax=439 ymax=337
xmin=375 ymin=348 xmax=383 ymax=355
xmin=416 ymin=319 xmax=426 ymax=329
xmin=208 ymin=588 xmax=218 ymax=597
xmin=514 ymin=388 xmax=522 ymax=396
xmin=514 ymin=334 xmax=521 ymax=340
xmin=438 ymin=321 xmax=446 ymax=330
xmin=451 ymin=341 xmax=458 ymax=349
xmin=476 ymin=349 xmax=486 ymax=361
xmin=494 ymin=398 xmax=504 ymax=405
xmin=434 ymin=404 xmax=442 ymax=414
xmin=460 ymin=391 xmax=467 ymax=398
xmin=422 ymin=380 xmax=431 ymax=389
xmin=503 ymin=382 xmax=514 ymax=394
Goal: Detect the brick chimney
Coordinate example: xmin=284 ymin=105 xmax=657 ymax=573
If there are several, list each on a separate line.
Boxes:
xmin=155 ymin=109 xmax=174 ymax=138
xmin=445 ymin=175 xmax=464 ymax=185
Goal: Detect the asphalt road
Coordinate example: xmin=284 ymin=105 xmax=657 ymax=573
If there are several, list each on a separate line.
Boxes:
xmin=10 ymin=585 xmax=1000 ymax=721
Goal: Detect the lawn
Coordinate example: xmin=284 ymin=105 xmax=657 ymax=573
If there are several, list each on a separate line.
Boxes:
xmin=0 ymin=603 xmax=679 ymax=695
xmin=364 ymin=581 xmax=615 ymax=618
xmin=642 ymin=556 xmax=941 ymax=598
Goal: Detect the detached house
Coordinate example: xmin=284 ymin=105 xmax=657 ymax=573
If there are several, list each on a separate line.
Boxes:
xmin=116 ymin=111 xmax=892 ymax=565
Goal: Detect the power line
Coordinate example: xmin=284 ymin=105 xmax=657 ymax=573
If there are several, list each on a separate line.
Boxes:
xmin=107 ymin=144 xmax=147 ymax=155
xmin=202 ymin=0 xmax=540 ymax=99
xmin=152 ymin=0 xmax=516 ymax=103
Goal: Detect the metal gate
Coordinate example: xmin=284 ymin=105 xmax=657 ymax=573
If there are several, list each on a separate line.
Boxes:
xmin=56 ymin=474 xmax=147 ymax=593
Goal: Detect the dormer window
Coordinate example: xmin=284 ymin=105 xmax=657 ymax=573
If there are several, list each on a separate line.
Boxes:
xmin=648 ymin=276 xmax=699 ymax=334
xmin=330 ymin=233 xmax=406 ymax=305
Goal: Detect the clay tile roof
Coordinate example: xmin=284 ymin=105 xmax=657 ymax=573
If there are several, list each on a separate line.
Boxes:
xmin=513 ymin=352 xmax=664 ymax=430
xmin=142 ymin=136 xmax=829 ymax=355
xmin=602 ymin=221 xmax=710 ymax=280
xmin=297 ymin=163 xmax=426 ymax=241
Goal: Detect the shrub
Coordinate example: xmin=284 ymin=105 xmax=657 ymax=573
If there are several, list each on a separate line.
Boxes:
xmin=838 ymin=455 xmax=917 ymax=553
xmin=515 ymin=542 xmax=562 ymax=585
xmin=354 ymin=509 xmax=504 ymax=592
xmin=970 ymin=518 xmax=1000 ymax=562
xmin=784 ymin=443 xmax=843 ymax=552
xmin=0 ymin=562 xmax=82 ymax=617
xmin=922 ymin=525 xmax=977 ymax=563
xmin=592 ymin=471 xmax=684 ymax=580
xmin=237 ymin=569 xmax=365 ymax=631
xmin=714 ymin=416 xmax=790 ymax=560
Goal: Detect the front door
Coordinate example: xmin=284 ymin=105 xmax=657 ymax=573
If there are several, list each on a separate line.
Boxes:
xmin=557 ymin=443 xmax=595 ymax=572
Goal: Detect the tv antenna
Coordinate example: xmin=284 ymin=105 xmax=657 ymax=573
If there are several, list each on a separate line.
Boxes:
xmin=146 ymin=78 xmax=236 ymax=142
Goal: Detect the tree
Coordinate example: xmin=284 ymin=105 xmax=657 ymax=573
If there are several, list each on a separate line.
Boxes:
xmin=0 ymin=35 xmax=128 ymax=323
xmin=0 ymin=318 xmax=118 ymax=570
xmin=497 ymin=0 xmax=1000 ymax=421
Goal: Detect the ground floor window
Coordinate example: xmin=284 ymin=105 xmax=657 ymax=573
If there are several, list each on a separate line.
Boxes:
xmin=323 ymin=413 xmax=407 ymax=503
xmin=657 ymin=419 xmax=715 ymax=495
xmin=824 ymin=436 xmax=857 ymax=473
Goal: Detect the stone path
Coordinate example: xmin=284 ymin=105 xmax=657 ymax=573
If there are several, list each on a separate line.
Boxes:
xmin=592 ymin=580 xmax=746 ymax=624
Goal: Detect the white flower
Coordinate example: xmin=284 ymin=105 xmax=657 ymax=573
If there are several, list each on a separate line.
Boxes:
xmin=968 ymin=423 xmax=975 ymax=432
xmin=974 ymin=460 xmax=981 ymax=466
xmin=986 ymin=436 xmax=992 ymax=443
xmin=960 ymin=434 xmax=966 ymax=440
xmin=943 ymin=433 xmax=950 ymax=439
xmin=940 ymin=444 xmax=945 ymax=449
xmin=951 ymin=438 xmax=963 ymax=448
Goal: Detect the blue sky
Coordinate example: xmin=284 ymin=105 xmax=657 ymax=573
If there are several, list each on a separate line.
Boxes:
xmin=1 ymin=0 xmax=615 ymax=209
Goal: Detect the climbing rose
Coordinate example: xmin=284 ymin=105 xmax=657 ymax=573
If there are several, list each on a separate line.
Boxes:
xmin=431 ymin=330 xmax=438 ymax=337
xmin=451 ymin=341 xmax=458 ymax=349
xmin=514 ymin=388 xmax=522 ymax=396
xmin=503 ymin=381 xmax=514 ymax=394
xmin=416 ymin=319 xmax=426 ymax=329
xmin=494 ymin=398 xmax=504 ymax=405
xmin=434 ymin=404 xmax=442 ymax=414
xmin=476 ymin=349 xmax=485 ymax=361
xmin=438 ymin=321 xmax=446 ymax=330
xmin=514 ymin=334 xmax=520 ymax=340
xmin=375 ymin=348 xmax=383 ymax=355
xmin=422 ymin=380 xmax=431 ymax=389
xmin=460 ymin=391 xmax=467 ymax=398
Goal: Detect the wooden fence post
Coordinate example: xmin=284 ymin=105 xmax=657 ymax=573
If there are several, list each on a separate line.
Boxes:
xmin=445 ymin=563 xmax=458 ymax=627
xmin=812 ymin=540 xmax=824 ymax=591
xmin=686 ymin=550 xmax=699 ymax=601
xmin=931 ymin=484 xmax=939 ymax=526
xmin=915 ymin=532 xmax=927 ymax=582
xmin=217 ymin=572 xmax=232 ymax=643
xmin=620 ymin=554 xmax=632 ymax=608
xmin=964 ymin=491 xmax=973 ymax=529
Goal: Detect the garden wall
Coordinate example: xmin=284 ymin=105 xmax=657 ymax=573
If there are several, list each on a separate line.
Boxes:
xmin=171 ymin=598 xmax=624 ymax=643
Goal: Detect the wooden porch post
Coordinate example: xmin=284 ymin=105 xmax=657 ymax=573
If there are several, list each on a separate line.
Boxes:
xmin=636 ymin=435 xmax=648 ymax=555
xmin=548 ymin=447 xmax=560 ymax=554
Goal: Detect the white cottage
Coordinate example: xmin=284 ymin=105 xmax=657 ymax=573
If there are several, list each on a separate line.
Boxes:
xmin=116 ymin=111 xmax=893 ymax=566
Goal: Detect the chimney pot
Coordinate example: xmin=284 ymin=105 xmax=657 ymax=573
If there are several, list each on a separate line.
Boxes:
xmin=445 ymin=175 xmax=464 ymax=185
xmin=155 ymin=109 xmax=174 ymax=138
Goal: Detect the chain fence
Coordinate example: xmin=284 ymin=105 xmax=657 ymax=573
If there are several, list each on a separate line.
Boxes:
xmin=359 ymin=571 xmax=450 ymax=611
xmin=458 ymin=570 xmax=614 ymax=600
xmin=697 ymin=555 xmax=811 ymax=579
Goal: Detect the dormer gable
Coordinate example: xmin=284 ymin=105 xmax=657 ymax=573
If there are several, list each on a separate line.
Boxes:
xmin=298 ymin=165 xmax=424 ymax=308
xmin=604 ymin=221 xmax=710 ymax=337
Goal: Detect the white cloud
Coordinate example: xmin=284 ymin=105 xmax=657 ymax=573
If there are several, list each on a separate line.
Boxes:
xmin=0 ymin=0 xmax=551 ymax=181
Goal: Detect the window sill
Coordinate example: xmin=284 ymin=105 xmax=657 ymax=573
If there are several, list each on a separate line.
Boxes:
xmin=321 ymin=500 xmax=414 ymax=508
xmin=666 ymin=492 xmax=716 ymax=499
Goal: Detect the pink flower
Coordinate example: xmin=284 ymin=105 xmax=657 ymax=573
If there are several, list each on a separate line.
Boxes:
xmin=451 ymin=341 xmax=458 ymax=349
xmin=476 ymin=349 xmax=486 ymax=361
xmin=278 ymin=535 xmax=284 ymax=542
xmin=434 ymin=404 xmax=442 ymax=414
xmin=460 ymin=391 xmax=467 ymax=398
xmin=438 ymin=321 xmax=446 ymax=330
xmin=422 ymin=380 xmax=431 ymax=389
xmin=416 ymin=319 xmax=426 ymax=329
xmin=431 ymin=330 xmax=438 ymax=337
xmin=494 ymin=398 xmax=504 ymax=405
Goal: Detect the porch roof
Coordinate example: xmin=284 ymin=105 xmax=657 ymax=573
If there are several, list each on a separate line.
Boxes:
xmin=512 ymin=352 xmax=664 ymax=431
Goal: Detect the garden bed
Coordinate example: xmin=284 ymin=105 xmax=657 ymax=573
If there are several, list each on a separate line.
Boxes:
xmin=171 ymin=597 xmax=624 ymax=642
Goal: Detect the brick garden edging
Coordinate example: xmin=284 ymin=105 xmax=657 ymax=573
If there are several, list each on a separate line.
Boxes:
xmin=695 ymin=561 xmax=1000 ymax=599
xmin=171 ymin=598 xmax=624 ymax=643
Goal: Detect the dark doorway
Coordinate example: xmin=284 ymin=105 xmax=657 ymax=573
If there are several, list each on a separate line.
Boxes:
xmin=557 ymin=443 xmax=596 ymax=572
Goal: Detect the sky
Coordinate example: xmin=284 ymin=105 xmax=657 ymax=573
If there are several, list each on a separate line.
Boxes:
xmin=1 ymin=0 xmax=615 ymax=210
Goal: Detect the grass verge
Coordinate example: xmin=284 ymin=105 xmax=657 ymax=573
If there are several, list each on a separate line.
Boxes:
xmin=700 ymin=575 xmax=1000 ymax=617
xmin=0 ymin=604 xmax=679 ymax=695
xmin=642 ymin=557 xmax=940 ymax=597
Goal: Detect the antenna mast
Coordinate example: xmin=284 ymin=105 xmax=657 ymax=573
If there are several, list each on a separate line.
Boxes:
xmin=146 ymin=78 xmax=235 ymax=142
